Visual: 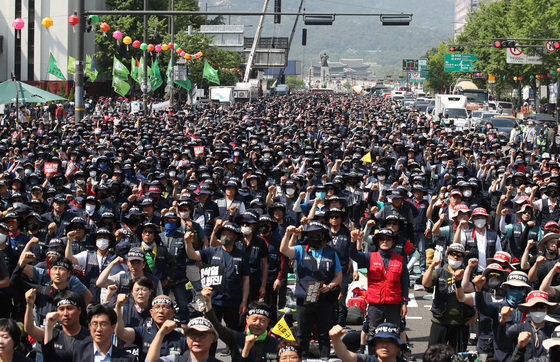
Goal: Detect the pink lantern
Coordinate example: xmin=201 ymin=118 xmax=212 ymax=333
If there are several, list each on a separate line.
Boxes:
xmin=113 ymin=30 xmax=122 ymax=40
xmin=194 ymin=53 xmax=201 ymax=59
xmin=68 ymin=14 xmax=79 ymax=26
xmin=12 ymin=18 xmax=25 ymax=30
xmin=180 ymin=51 xmax=186 ymax=57
xmin=155 ymin=44 xmax=162 ymax=52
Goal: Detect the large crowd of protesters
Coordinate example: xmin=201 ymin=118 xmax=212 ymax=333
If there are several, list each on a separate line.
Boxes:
xmin=0 ymin=92 xmax=559 ymax=362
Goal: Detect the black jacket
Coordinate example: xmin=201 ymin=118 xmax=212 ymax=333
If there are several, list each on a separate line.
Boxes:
xmin=42 ymin=337 xmax=137 ymax=362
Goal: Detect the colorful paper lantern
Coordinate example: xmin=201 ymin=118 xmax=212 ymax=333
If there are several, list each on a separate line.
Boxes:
xmin=167 ymin=42 xmax=174 ymax=50
xmin=132 ymin=40 xmax=141 ymax=49
xmin=186 ymin=54 xmax=192 ymax=60
xmin=140 ymin=43 xmax=148 ymax=51
xmin=99 ymin=22 xmax=110 ymax=32
xmin=68 ymin=14 xmax=79 ymax=26
xmin=89 ymin=15 xmax=99 ymax=24
xmin=161 ymin=44 xmax=168 ymax=51
xmin=147 ymin=44 xmax=155 ymax=52
xmin=41 ymin=17 xmax=53 ymax=29
xmin=12 ymin=18 xmax=25 ymax=30
xmin=123 ymin=36 xmax=132 ymax=45
xmin=175 ymin=48 xmax=182 ymax=54
xmin=530 ymin=75 xmax=534 ymax=79
xmin=113 ymin=30 xmax=122 ymax=40
xmin=174 ymin=44 xmax=179 ymax=50
xmin=513 ymin=77 xmax=518 ymax=81
xmin=179 ymin=51 xmax=186 ymax=57
xmin=519 ymin=76 xmax=523 ymax=81
xmin=194 ymin=53 xmax=201 ymax=59
xmin=155 ymin=44 xmax=162 ymax=52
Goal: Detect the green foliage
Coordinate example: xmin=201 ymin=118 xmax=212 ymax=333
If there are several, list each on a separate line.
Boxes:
xmin=285 ymin=76 xmax=305 ymax=90
xmin=68 ymin=87 xmax=75 ymax=101
xmin=426 ymin=0 xmax=560 ymax=97
xmin=57 ymin=83 xmax=67 ymax=97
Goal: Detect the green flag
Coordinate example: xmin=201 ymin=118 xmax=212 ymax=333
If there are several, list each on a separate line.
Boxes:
xmin=112 ymin=56 xmax=129 ymax=79
xmin=85 ymin=55 xmax=98 ymax=82
xmin=131 ymin=57 xmax=140 ymax=84
xmin=112 ymin=76 xmax=130 ymax=97
xmin=175 ymin=79 xmax=191 ymax=91
xmin=166 ymin=58 xmax=173 ymax=81
xmin=149 ymin=59 xmax=163 ymax=91
xmin=48 ymin=53 xmax=66 ymax=80
xmin=67 ymin=56 xmax=76 ymax=75
xmin=202 ymin=61 xmax=220 ymax=85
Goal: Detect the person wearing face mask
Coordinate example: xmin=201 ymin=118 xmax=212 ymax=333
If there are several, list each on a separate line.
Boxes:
xmin=534 ymin=183 xmax=560 ymax=227
xmin=280 ymin=222 xmax=342 ymax=360
xmin=258 ymin=214 xmax=285 ymax=326
xmin=422 ymin=243 xmax=472 ymax=352
xmin=186 ymin=222 xmax=250 ymax=336
xmin=500 ymin=203 xmax=541 ymax=260
xmin=454 ymin=207 xmax=502 ymax=273
xmin=472 ymin=270 xmax=532 ymax=362
xmin=527 ymin=233 xmax=560 ymax=285
xmin=136 ymin=223 xmax=175 ymax=289
xmin=193 ymin=183 xmax=220 ymax=238
xmin=216 ymin=179 xmax=246 ymax=222
xmin=234 ymin=213 xmax=268 ymax=304
xmin=507 ymin=290 xmax=557 ymax=362
xmin=159 ymin=211 xmax=191 ymax=329
xmin=65 ymin=228 xmax=116 ymax=304
xmin=62 ymin=217 xmax=93 ymax=257
xmin=24 ymin=212 xmax=48 ymax=261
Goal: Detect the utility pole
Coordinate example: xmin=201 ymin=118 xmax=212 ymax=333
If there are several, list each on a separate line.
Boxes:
xmin=142 ymin=0 xmax=149 ymax=114
xmin=169 ymin=0 xmax=175 ymax=108
xmin=276 ymin=0 xmax=304 ymax=85
xmin=244 ymin=0 xmax=270 ymax=82
xmin=74 ymin=0 xmax=86 ymax=121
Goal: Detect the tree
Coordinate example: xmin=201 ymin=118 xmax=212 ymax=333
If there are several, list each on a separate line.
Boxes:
xmin=285 ymin=76 xmax=305 ymax=90
xmin=424 ymin=43 xmax=455 ymax=94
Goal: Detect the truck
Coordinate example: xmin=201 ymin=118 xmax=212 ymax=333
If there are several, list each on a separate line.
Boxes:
xmin=233 ymin=81 xmax=259 ymax=103
xmin=209 ymin=86 xmax=235 ymax=105
xmin=272 ymin=84 xmax=290 ymax=95
xmin=452 ymin=78 xmax=489 ymax=112
xmin=434 ymin=94 xmax=469 ymax=129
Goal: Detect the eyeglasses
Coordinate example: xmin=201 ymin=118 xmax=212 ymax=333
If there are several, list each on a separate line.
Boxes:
xmin=142 ymin=229 xmax=155 ymax=234
xmin=90 ymin=321 xmax=111 ymax=329
xmin=378 ymin=237 xmax=393 ymax=243
xmin=522 ymin=210 xmax=533 ymax=215
xmin=329 ymin=215 xmax=342 ymax=220
xmin=448 ymin=252 xmax=464 ymax=258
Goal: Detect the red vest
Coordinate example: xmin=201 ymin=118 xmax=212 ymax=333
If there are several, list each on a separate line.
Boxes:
xmin=366 ymin=251 xmax=403 ymax=305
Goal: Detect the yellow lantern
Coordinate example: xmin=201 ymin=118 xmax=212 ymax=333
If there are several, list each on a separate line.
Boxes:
xmin=41 ymin=17 xmax=53 ymax=29
xmin=123 ymin=36 xmax=132 ymax=45
xmin=161 ymin=43 xmax=168 ymax=51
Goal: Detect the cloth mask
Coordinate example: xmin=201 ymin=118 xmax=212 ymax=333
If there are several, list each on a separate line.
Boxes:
xmin=96 ymin=238 xmax=110 ymax=251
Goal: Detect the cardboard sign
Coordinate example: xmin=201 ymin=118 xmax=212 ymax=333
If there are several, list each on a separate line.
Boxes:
xmin=200 ymin=264 xmax=224 ymax=292
xmin=44 ymin=162 xmax=59 ymax=175
xmin=304 ymin=281 xmax=323 ymax=304
xmin=194 ymin=145 xmax=204 ymax=157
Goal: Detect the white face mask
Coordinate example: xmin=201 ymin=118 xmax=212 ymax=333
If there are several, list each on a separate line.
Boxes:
xmin=530 ymin=311 xmax=546 ymax=323
xmin=169 ymin=171 xmax=176 ymax=177
xmin=286 ymin=188 xmax=295 ymax=196
xmin=377 ymin=175 xmax=386 ymax=181
xmin=0 ymin=234 xmax=7 ymax=243
xmin=89 ymin=171 xmax=97 ymax=178
xmin=180 ymin=211 xmax=190 ymax=220
xmin=85 ymin=204 xmax=96 ymax=214
xmin=463 ymin=190 xmax=472 ymax=197
xmin=474 ymin=219 xmax=486 ymax=229
xmin=96 ymin=238 xmax=110 ymax=251
xmin=448 ymin=259 xmax=463 ymax=270
xmin=241 ymin=226 xmax=252 ymax=236
xmin=457 ymin=171 xmax=464 ymax=177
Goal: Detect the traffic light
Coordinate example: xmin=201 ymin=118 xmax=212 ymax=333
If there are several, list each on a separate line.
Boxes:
xmin=274 ymin=0 xmax=281 ymax=24
xmin=85 ymin=16 xmax=93 ymax=32
xmin=449 ymin=46 xmax=464 ymax=52
xmin=493 ymin=40 xmax=516 ymax=48
xmin=302 ymin=28 xmax=307 ymax=46
xmin=304 ymin=15 xmax=335 ymax=25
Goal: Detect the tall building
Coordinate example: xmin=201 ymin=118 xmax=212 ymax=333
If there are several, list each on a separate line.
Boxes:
xmin=454 ymin=0 xmax=497 ymax=38
xmin=0 ymin=0 xmax=105 ymax=82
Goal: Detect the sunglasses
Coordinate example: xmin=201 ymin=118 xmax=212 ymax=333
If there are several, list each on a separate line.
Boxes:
xmin=329 ymin=215 xmax=342 ymax=220
xmin=386 ymin=221 xmax=399 ymax=226
xmin=142 ymin=229 xmax=155 ymax=234
xmin=448 ymin=252 xmax=464 ymax=258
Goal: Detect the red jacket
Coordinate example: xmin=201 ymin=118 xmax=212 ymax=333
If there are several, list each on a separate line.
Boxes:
xmin=366 ymin=251 xmax=403 ymax=305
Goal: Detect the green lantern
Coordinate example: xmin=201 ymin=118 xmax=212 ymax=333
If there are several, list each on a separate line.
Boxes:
xmin=88 ymin=15 xmax=99 ymax=23
xmin=140 ymin=43 xmax=148 ymax=51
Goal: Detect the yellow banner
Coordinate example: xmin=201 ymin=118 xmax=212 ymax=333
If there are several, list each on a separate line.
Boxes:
xmin=270 ymin=316 xmax=295 ymax=341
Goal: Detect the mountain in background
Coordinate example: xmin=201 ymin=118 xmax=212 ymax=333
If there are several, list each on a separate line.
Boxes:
xmin=203 ymin=0 xmax=454 ymax=77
